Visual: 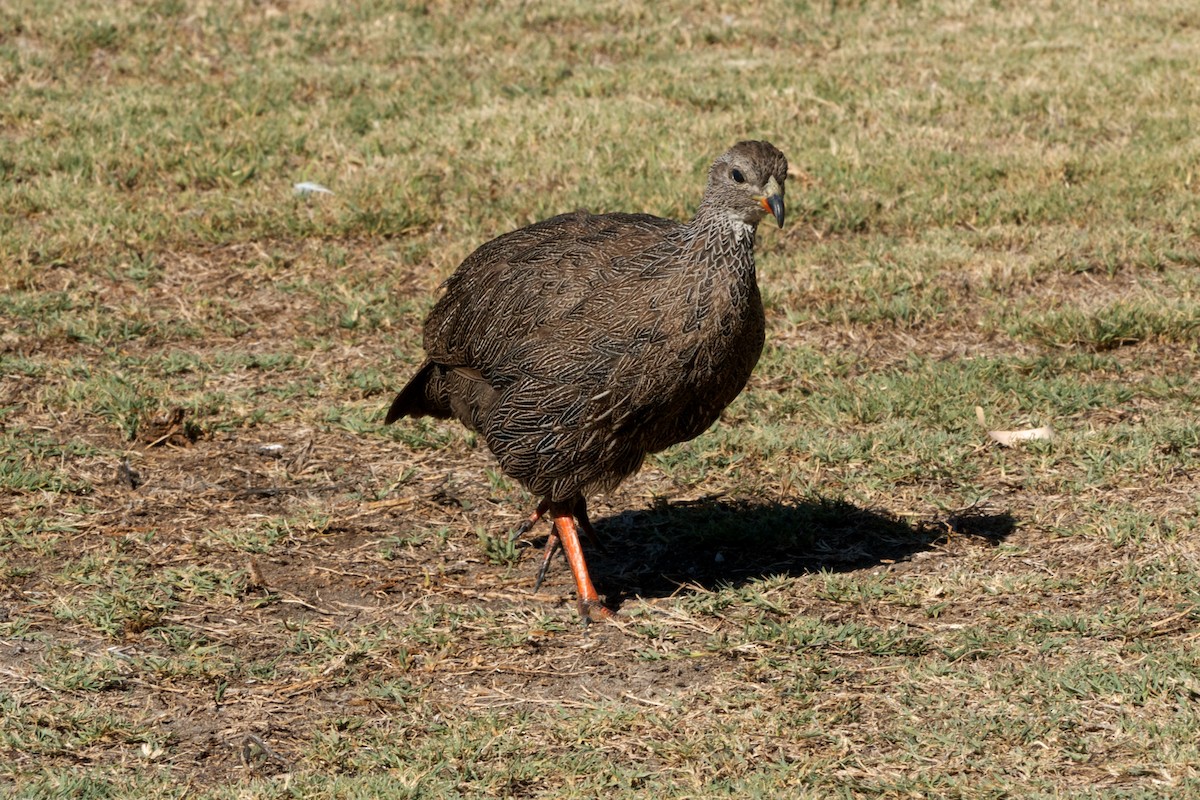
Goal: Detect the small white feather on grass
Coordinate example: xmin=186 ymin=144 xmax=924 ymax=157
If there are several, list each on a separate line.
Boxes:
xmin=293 ymin=181 xmax=333 ymax=196
xmin=975 ymin=406 xmax=1055 ymax=447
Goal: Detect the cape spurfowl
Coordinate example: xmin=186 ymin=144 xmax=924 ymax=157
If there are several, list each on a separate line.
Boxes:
xmin=386 ymin=140 xmax=788 ymax=623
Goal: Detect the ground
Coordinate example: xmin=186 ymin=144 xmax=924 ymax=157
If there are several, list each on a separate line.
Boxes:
xmin=2 ymin=1 xmax=1200 ymax=798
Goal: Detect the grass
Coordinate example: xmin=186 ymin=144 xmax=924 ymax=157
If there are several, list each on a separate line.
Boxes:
xmin=2 ymin=0 xmax=1200 ymax=797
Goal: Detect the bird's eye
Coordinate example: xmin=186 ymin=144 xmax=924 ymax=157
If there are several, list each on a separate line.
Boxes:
xmin=731 ymin=168 xmax=746 ymax=184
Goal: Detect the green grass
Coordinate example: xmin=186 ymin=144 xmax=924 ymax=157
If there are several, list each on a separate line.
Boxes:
xmin=2 ymin=0 xmax=1200 ymax=797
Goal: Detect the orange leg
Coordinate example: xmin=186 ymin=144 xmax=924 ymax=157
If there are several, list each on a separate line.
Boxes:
xmin=513 ymin=495 xmax=602 ymax=588
xmin=511 ymin=496 xmax=599 ymax=547
xmin=550 ymin=501 xmax=613 ymax=624
xmin=510 ymin=498 xmax=551 ymax=541
xmin=512 ymin=496 xmax=611 ymax=622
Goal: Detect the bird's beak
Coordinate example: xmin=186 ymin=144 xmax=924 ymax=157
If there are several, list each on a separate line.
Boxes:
xmin=763 ymin=194 xmax=785 ymax=228
xmin=760 ymin=176 xmax=785 ymax=228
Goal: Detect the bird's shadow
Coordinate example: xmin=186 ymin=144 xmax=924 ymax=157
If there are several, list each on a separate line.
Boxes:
xmin=561 ymin=496 xmax=1015 ymax=608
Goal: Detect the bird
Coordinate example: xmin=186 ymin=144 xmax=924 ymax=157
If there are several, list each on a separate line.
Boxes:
xmin=385 ymin=140 xmax=788 ymax=623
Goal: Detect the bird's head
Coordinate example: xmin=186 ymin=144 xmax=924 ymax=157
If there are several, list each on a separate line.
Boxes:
xmin=704 ymin=140 xmax=789 ymax=229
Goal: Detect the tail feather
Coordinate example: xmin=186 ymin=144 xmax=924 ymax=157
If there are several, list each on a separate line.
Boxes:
xmin=385 ymin=361 xmax=452 ymax=424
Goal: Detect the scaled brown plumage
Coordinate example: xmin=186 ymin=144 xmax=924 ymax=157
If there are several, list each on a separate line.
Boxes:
xmin=387 ymin=140 xmax=789 ymax=622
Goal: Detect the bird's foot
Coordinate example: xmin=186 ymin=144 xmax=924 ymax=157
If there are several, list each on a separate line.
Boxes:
xmin=578 ymin=598 xmax=615 ymax=627
xmin=509 ymin=499 xmax=551 ymax=542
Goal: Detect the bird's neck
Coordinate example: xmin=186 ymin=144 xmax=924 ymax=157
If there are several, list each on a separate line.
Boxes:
xmin=680 ymin=206 xmax=759 ymax=282
xmin=662 ymin=207 xmax=761 ymax=327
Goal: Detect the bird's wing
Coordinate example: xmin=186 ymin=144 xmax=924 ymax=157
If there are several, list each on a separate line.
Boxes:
xmin=423 ymin=211 xmax=679 ymax=379
xmin=419 ymin=211 xmax=697 ymax=498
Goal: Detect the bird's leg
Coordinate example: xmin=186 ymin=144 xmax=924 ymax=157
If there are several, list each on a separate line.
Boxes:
xmin=573 ymin=496 xmax=604 ymax=553
xmin=550 ymin=501 xmax=613 ymax=624
xmin=510 ymin=498 xmax=551 ymax=542
xmin=532 ymin=531 xmax=560 ymax=593
xmin=523 ymin=496 xmax=604 ymax=597
xmin=508 ymin=497 xmax=562 ymax=593
xmin=534 ymin=496 xmax=598 ymax=591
